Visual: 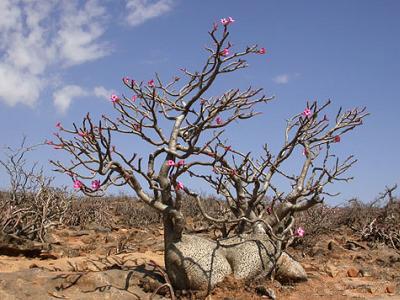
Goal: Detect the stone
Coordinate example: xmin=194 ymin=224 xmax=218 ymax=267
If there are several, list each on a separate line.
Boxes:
xmin=386 ymin=285 xmax=396 ymax=294
xmin=324 ymin=264 xmax=339 ymax=278
xmin=359 ymin=269 xmax=372 ymax=277
xmin=327 ymin=240 xmax=345 ymax=252
xmin=347 ymin=267 xmax=359 ymax=277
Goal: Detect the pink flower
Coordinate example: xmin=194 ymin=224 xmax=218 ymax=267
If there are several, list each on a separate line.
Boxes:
xmin=166 ymin=160 xmax=175 ymax=166
xmin=131 ymin=95 xmax=137 ymax=102
xmin=175 ymin=182 xmax=184 ymax=191
xmin=216 ymin=116 xmax=223 ymax=125
xmin=148 ymin=79 xmax=155 ymax=88
xmin=295 ymin=227 xmax=305 ymax=237
xmin=177 ymin=160 xmax=185 ymax=166
xmin=221 ymin=16 xmax=235 ymax=26
xmin=78 ymin=131 xmax=87 ymax=137
xmin=110 ymin=94 xmax=120 ymax=103
xmin=334 ymin=135 xmax=341 ymax=143
xmin=302 ymin=148 xmax=308 ymax=156
xmin=258 ymin=47 xmax=266 ymax=54
xmin=56 ymin=122 xmax=62 ymax=130
xmin=73 ymin=180 xmax=83 ymax=190
xmin=302 ymin=108 xmax=312 ymax=118
xmin=46 ymin=140 xmax=54 ymax=146
xmin=91 ymin=180 xmax=101 ymax=191
xmin=220 ymin=48 xmax=230 ymax=57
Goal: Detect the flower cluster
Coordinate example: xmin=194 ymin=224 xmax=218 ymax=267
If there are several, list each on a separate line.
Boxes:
xmin=295 ymin=227 xmax=305 ymax=237
xmin=166 ymin=160 xmax=185 ymax=167
xmin=302 ymin=108 xmax=312 ymax=118
xmin=220 ymin=16 xmax=235 ymax=26
xmin=73 ymin=179 xmax=101 ymax=191
xmin=110 ymin=94 xmax=120 ymax=103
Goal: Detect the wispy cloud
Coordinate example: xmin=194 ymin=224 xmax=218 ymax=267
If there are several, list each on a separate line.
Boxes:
xmin=273 ymin=74 xmax=290 ymax=84
xmin=53 ymin=85 xmax=88 ymax=114
xmin=0 ymin=0 xmax=109 ymax=107
xmin=93 ymin=86 xmax=116 ymax=101
xmin=125 ymin=0 xmax=173 ymax=27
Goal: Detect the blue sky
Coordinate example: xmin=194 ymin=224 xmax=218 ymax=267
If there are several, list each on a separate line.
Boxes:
xmin=0 ymin=0 xmax=399 ymax=204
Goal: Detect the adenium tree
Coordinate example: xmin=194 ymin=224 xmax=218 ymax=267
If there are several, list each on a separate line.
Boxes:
xmin=187 ymin=101 xmax=367 ymax=265
xmin=49 ymin=18 xmax=367 ymax=293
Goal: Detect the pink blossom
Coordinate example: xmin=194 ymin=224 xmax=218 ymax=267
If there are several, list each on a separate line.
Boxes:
xmin=295 ymin=227 xmax=305 ymax=237
xmin=56 ymin=122 xmax=62 ymax=130
xmin=334 ymin=135 xmax=341 ymax=143
xmin=78 ymin=131 xmax=87 ymax=137
xmin=148 ymin=79 xmax=155 ymax=87
xmin=220 ymin=48 xmax=230 ymax=57
xmin=46 ymin=140 xmax=54 ymax=146
xmin=73 ymin=180 xmax=83 ymax=190
xmin=177 ymin=160 xmax=185 ymax=166
xmin=166 ymin=160 xmax=175 ymax=166
xmin=175 ymin=182 xmax=184 ymax=191
xmin=302 ymin=108 xmax=312 ymax=117
xmin=302 ymin=148 xmax=308 ymax=156
xmin=221 ymin=16 xmax=235 ymax=26
xmin=258 ymin=47 xmax=267 ymax=54
xmin=110 ymin=94 xmax=120 ymax=103
xmin=216 ymin=116 xmax=223 ymax=125
xmin=131 ymin=95 xmax=137 ymax=102
xmin=91 ymin=180 xmax=101 ymax=191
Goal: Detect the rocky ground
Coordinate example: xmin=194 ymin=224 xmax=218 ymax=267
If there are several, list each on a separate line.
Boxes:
xmin=0 ymin=225 xmax=399 ymax=299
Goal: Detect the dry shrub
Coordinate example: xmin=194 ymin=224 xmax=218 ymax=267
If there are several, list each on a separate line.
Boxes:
xmin=113 ymin=197 xmax=162 ymax=227
xmin=292 ymin=185 xmax=399 ymax=251
xmin=63 ymin=197 xmax=115 ymax=229
xmin=0 ymin=140 xmax=73 ymax=242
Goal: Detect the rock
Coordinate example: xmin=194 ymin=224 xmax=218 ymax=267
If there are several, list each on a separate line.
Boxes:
xmin=29 ymin=263 xmax=39 ymax=269
xmin=386 ymin=285 xmax=396 ymax=294
xmin=347 ymin=267 xmax=359 ymax=277
xmin=324 ymin=264 xmax=339 ymax=278
xmin=327 ymin=240 xmax=345 ymax=252
xmin=275 ymin=253 xmax=308 ymax=283
xmin=254 ymin=286 xmax=276 ymax=300
xmin=359 ymin=269 xmax=372 ymax=277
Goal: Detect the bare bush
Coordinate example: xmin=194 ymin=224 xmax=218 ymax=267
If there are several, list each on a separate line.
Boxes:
xmin=0 ymin=139 xmax=72 ymax=242
xmin=358 ymin=185 xmax=400 ymax=251
xmin=63 ymin=197 xmax=115 ymax=229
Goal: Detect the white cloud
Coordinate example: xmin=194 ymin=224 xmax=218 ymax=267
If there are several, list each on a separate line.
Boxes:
xmin=93 ymin=86 xmax=115 ymax=100
xmin=273 ymin=74 xmax=290 ymax=84
xmin=0 ymin=0 xmax=109 ymax=108
xmin=0 ymin=63 xmax=43 ymax=107
xmin=125 ymin=0 xmax=173 ymax=27
xmin=53 ymin=85 xmax=88 ymax=114
xmin=57 ymin=0 xmax=109 ymax=66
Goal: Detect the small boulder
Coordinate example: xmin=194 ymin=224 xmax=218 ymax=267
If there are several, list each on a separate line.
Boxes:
xmin=347 ymin=267 xmax=359 ymax=277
